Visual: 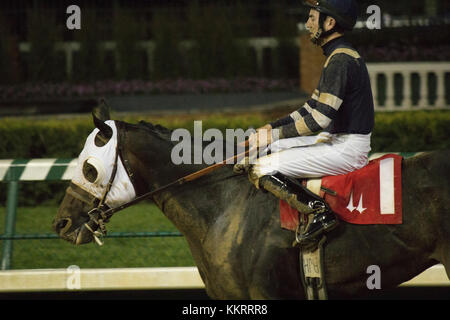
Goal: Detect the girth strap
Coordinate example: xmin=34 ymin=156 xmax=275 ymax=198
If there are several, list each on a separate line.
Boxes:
xmin=299 ymin=236 xmax=328 ymax=300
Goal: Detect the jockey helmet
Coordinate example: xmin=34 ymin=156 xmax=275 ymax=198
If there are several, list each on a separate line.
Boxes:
xmin=303 ymin=0 xmax=358 ymax=31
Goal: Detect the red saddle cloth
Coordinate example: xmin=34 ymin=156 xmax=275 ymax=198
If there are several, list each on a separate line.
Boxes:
xmin=280 ymin=154 xmax=403 ymax=231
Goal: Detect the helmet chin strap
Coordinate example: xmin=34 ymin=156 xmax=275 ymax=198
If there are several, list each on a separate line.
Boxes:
xmin=311 ymin=12 xmax=337 ymax=46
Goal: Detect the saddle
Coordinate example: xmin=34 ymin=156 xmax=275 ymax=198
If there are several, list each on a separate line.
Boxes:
xmin=280 ymin=154 xmax=403 ymax=300
xmin=280 ymin=153 xmax=403 ymax=232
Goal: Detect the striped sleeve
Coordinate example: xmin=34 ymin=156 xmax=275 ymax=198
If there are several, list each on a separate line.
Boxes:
xmin=269 ymin=94 xmax=319 ymax=129
xmin=269 ymin=114 xmax=294 ymax=129
xmin=278 ymin=54 xmax=351 ymax=138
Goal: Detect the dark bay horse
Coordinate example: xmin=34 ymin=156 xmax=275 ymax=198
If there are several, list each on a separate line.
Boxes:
xmin=53 ymin=106 xmax=450 ymax=299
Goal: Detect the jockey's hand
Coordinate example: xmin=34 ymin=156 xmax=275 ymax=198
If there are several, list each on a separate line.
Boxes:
xmin=257 ymin=124 xmax=272 ymax=132
xmin=249 ymin=124 xmax=273 ymax=149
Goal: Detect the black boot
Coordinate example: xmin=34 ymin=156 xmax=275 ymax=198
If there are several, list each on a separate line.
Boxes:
xmin=258 ymin=173 xmax=338 ymax=246
xmin=296 ymin=202 xmax=338 ymax=244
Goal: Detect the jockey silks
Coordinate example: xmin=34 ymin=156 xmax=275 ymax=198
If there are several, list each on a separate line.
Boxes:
xmin=270 ymin=36 xmax=374 ymax=137
xmin=252 ymin=36 xmax=374 ymax=179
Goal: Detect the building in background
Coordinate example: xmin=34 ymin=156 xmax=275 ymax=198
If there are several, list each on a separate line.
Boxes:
xmin=0 ymin=0 xmax=448 ymax=111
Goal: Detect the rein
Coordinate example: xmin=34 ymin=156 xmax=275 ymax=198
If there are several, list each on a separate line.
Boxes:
xmin=82 ymin=130 xmax=253 ymax=246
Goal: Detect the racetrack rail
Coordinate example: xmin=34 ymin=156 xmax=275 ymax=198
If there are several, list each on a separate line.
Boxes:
xmin=0 ymin=265 xmax=447 ymax=292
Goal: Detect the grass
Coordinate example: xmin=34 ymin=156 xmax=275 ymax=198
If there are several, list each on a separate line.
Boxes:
xmin=0 ymin=202 xmax=196 ymax=270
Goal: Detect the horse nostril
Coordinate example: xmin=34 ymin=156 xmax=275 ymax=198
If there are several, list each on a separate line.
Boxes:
xmin=56 ymin=219 xmax=69 ymax=232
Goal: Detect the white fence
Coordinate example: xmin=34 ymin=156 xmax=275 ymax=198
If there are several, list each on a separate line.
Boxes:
xmin=367 ymin=62 xmax=450 ymax=110
xmin=0 ymin=265 xmax=448 ymax=292
xmin=18 ymin=39 xmax=450 ymax=111
xmin=18 ymin=38 xmax=291 ymax=82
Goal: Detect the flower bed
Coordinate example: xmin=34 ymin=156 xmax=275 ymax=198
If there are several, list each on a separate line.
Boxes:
xmin=0 ymin=78 xmax=299 ymax=101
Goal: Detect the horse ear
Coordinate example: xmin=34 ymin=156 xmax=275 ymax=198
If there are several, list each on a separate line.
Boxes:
xmin=92 ymin=99 xmax=113 ymax=141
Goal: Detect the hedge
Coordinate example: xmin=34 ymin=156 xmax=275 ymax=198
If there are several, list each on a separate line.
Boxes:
xmin=1 ymin=109 xmax=449 ymax=158
xmin=0 ymin=109 xmax=449 ymax=206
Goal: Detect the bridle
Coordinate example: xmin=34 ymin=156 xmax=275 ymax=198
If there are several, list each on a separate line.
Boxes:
xmin=75 ymin=121 xmax=253 ymax=246
xmin=83 ymin=140 xmax=120 ymax=245
xmin=70 ymin=132 xmax=120 ymax=246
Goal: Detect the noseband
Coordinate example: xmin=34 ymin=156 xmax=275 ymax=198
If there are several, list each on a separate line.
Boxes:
xmin=66 ymin=183 xmax=108 ymax=246
xmin=77 ymin=134 xmax=120 ymax=246
xmin=67 ymin=123 xmax=122 ymax=246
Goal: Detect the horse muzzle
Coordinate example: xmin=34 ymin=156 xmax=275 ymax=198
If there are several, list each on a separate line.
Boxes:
xmin=53 ymin=217 xmax=77 ymax=243
xmin=75 ymin=217 xmax=106 ymax=246
xmin=53 ymin=216 xmax=95 ymax=245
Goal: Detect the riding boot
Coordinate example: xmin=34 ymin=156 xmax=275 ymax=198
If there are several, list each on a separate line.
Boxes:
xmin=258 ymin=173 xmax=338 ymax=246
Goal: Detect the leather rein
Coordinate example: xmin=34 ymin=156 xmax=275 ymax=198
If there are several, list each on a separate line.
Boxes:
xmin=78 ymin=121 xmax=251 ymax=246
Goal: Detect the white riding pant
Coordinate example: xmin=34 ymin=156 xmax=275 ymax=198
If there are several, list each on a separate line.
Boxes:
xmin=251 ymin=132 xmax=371 ymax=179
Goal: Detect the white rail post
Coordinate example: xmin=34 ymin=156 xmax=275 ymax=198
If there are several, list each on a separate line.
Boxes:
xmin=139 ymin=41 xmax=155 ymax=76
xmin=402 ymin=71 xmax=412 ymax=109
xmin=418 ymin=70 xmax=429 ymax=108
xmin=370 ymin=73 xmax=378 ymax=109
xmin=385 ymin=71 xmax=395 ymax=110
xmin=435 ymin=71 xmax=446 ymax=107
xmin=254 ymin=44 xmax=264 ymax=75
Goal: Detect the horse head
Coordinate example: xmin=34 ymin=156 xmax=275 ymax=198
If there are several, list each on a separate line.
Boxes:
xmin=53 ymin=103 xmax=141 ymax=245
xmin=53 ymin=99 xmax=184 ymax=246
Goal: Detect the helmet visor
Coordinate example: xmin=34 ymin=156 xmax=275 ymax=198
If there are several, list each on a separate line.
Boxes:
xmin=303 ymin=0 xmax=319 ymax=7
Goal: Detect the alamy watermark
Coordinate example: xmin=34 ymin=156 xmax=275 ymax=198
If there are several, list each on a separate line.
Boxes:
xmin=67 ymin=4 xmax=383 ymax=31
xmin=366 ymin=265 xmax=381 ymax=290
xmin=366 ymin=5 xmax=382 ymax=30
xmin=66 ymin=5 xmax=81 ymax=30
xmin=66 ymin=265 xmax=81 ymax=290
xmin=170 ymin=121 xmax=278 ymax=165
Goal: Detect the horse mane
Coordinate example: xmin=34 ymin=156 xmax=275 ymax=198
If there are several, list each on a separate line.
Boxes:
xmin=137 ymin=120 xmax=173 ymax=142
xmin=135 ymin=120 xmax=233 ymax=151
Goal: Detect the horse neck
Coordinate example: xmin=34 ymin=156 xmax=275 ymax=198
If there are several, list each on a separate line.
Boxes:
xmin=121 ymin=121 xmax=249 ymax=240
xmin=158 ymin=167 xmax=248 ymax=239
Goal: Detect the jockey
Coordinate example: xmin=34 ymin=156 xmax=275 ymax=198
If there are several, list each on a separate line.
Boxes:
xmin=235 ymin=0 xmax=374 ymax=247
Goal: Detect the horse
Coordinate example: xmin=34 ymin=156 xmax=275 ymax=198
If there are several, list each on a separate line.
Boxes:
xmin=53 ymin=105 xmax=450 ymax=299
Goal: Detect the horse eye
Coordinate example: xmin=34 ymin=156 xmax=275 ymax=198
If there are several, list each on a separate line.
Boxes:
xmin=82 ymin=160 xmax=98 ymax=183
